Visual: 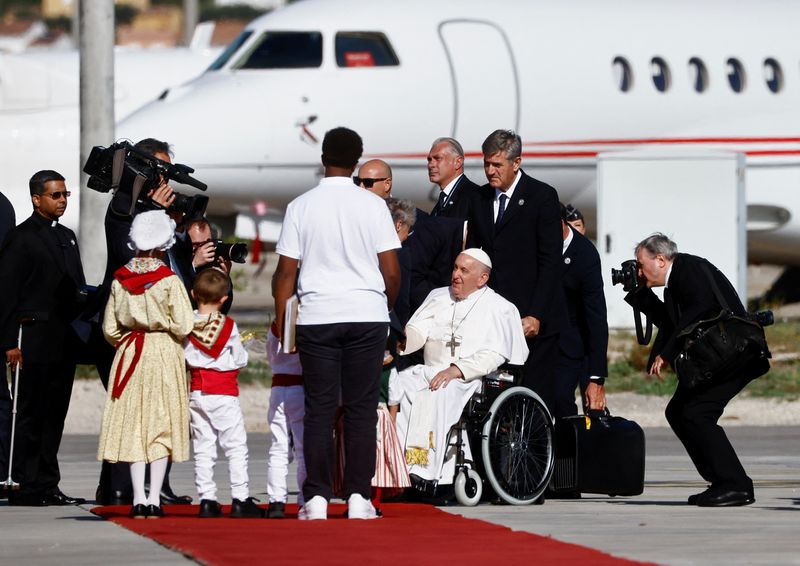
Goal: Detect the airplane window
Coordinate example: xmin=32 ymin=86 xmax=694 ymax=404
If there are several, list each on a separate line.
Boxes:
xmin=236 ymin=31 xmax=323 ymax=69
xmin=650 ymin=57 xmax=671 ymax=92
xmin=208 ymin=30 xmax=253 ymax=71
xmin=688 ymin=57 xmax=708 ymax=93
xmin=763 ymin=58 xmax=783 ymax=93
xmin=612 ymin=56 xmax=633 ymax=92
xmin=727 ymin=58 xmax=746 ymax=93
xmin=335 ymin=32 xmax=399 ymax=67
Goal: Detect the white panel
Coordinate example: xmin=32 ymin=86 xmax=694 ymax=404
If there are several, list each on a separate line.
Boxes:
xmin=598 ymin=149 xmax=746 ymax=328
xmin=439 ymin=21 xmax=517 ymax=139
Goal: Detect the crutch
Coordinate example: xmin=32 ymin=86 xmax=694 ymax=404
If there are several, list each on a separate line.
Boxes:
xmin=2 ymin=324 xmax=23 ymax=490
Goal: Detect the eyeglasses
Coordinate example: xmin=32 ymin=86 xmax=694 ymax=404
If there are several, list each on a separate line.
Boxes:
xmin=41 ymin=191 xmax=72 ymax=200
xmin=353 ymin=177 xmax=388 ymax=189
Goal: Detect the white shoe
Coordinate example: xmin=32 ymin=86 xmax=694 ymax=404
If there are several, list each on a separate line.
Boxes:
xmin=347 ymin=493 xmax=379 ymax=520
xmin=298 ymin=495 xmax=327 ymax=520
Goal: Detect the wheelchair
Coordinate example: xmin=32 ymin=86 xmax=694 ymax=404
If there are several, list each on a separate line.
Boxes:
xmin=447 ymin=368 xmax=555 ymax=506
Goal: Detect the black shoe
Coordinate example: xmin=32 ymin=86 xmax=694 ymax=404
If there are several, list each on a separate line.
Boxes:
xmin=96 ymin=486 xmax=133 ymax=506
xmin=146 ymin=504 xmax=165 ymax=518
xmin=8 ymin=492 xmax=48 ymax=506
xmin=160 ymin=486 xmax=192 ymax=505
xmin=266 ymin=501 xmax=285 ymax=519
xmin=688 ymin=486 xmax=713 ymax=505
xmin=129 ymin=504 xmax=148 ymax=518
xmin=43 ymin=490 xmax=87 ymax=506
xmin=697 ymin=489 xmax=755 ymax=507
xmin=231 ymin=497 xmax=263 ymax=518
xmin=199 ymin=499 xmax=224 ymax=518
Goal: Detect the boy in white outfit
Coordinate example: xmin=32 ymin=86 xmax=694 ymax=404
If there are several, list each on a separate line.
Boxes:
xmin=265 ymin=321 xmax=305 ymax=518
xmin=186 ymin=269 xmax=262 ymax=518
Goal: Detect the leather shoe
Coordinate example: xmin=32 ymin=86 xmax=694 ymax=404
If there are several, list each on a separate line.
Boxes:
xmin=96 ymin=486 xmax=133 ymax=506
xmin=160 ymin=486 xmax=192 ymax=505
xmin=8 ymin=492 xmax=48 ymax=506
xmin=43 ymin=490 xmax=86 ymax=506
xmin=688 ymin=487 xmax=713 ymax=505
xmin=146 ymin=504 xmax=165 ymax=519
xmin=129 ymin=503 xmax=148 ymax=519
xmin=198 ymin=499 xmax=223 ymax=518
xmin=697 ymin=489 xmax=755 ymax=507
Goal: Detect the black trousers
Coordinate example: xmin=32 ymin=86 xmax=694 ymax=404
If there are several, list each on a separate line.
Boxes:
xmin=297 ymin=322 xmax=387 ymax=502
xmin=13 ymin=361 xmax=75 ymax=496
xmin=554 ymin=354 xmax=586 ymax=419
xmin=522 ymin=332 xmax=560 ymax=416
xmin=0 ymin=371 xmax=11 ymax=479
xmin=665 ymin=371 xmax=754 ymax=493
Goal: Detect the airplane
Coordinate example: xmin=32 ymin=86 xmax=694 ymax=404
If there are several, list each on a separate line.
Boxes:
xmin=0 ymin=25 xmax=222 ymax=228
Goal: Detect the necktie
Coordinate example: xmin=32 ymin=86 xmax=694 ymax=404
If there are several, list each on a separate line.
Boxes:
xmin=433 ymin=191 xmax=447 ymax=215
xmin=495 ymin=194 xmax=508 ymax=226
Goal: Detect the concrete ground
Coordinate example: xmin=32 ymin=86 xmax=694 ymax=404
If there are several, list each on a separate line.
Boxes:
xmin=0 ymin=427 xmax=797 ymax=565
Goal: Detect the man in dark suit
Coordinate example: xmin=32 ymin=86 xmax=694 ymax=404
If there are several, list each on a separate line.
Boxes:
xmin=467 ymin=130 xmax=566 ymax=411
xmin=625 ymin=233 xmax=767 ymax=507
xmin=0 ymin=170 xmax=86 ymax=506
xmin=556 ymin=203 xmax=608 ymax=418
xmin=427 ymin=137 xmax=479 ymax=219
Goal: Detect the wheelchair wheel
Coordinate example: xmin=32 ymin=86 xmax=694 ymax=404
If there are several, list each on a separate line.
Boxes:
xmin=454 ymin=468 xmax=482 ymax=507
xmin=481 ymin=387 xmax=554 ymax=505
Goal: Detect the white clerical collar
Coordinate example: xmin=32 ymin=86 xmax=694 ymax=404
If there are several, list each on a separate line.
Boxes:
xmin=51 ymin=220 xmax=58 ymax=227
xmin=495 ymin=170 xmax=522 ymax=202
xmin=562 ymin=226 xmax=574 ymax=255
xmin=664 ymin=263 xmax=674 ymax=288
xmin=441 ymin=174 xmax=462 ymax=197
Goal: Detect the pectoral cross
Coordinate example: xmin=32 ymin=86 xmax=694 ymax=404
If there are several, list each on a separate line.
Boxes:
xmin=446 ymin=333 xmax=461 ymax=357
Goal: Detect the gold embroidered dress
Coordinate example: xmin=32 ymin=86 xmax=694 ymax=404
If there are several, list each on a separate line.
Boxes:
xmin=97 ymin=257 xmax=194 ymax=463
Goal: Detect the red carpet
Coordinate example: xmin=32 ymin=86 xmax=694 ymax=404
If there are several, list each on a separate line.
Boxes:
xmin=93 ymin=503 xmax=646 ymax=565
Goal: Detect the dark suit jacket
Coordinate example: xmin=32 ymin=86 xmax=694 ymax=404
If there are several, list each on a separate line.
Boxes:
xmin=467 ymin=170 xmax=566 ymax=336
xmin=431 ymin=174 xmax=479 ymax=219
xmin=408 ymin=216 xmax=465 ymax=315
xmin=0 ymin=191 xmax=15 ymax=246
xmin=625 ymin=253 xmax=747 ymax=367
xmin=0 ymin=212 xmax=85 ymax=361
xmin=559 ymin=228 xmax=608 ymax=377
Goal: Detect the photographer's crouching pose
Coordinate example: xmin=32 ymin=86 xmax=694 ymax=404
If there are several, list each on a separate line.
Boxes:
xmin=623 ymin=234 xmax=770 ymax=507
xmin=388 ymin=249 xmax=528 ymax=489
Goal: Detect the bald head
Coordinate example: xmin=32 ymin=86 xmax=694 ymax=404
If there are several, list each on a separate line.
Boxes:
xmin=357 ymin=159 xmax=393 ymax=199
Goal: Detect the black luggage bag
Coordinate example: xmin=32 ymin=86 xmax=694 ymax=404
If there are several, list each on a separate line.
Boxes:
xmin=550 ymin=411 xmax=645 ymax=496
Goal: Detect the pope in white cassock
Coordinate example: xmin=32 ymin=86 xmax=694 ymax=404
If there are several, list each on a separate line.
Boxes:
xmin=388 ymin=248 xmax=529 ymax=485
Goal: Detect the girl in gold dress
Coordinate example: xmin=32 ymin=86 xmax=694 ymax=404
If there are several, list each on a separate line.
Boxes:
xmin=97 ymin=210 xmax=194 ymax=518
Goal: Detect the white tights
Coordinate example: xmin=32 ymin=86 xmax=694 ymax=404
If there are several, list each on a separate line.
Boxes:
xmin=130 ymin=457 xmax=169 ymax=506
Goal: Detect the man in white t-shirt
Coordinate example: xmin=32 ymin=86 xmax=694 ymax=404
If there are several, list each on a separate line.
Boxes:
xmin=273 ymin=127 xmax=401 ymax=521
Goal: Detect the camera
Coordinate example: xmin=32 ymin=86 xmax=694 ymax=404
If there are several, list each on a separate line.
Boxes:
xmin=83 ymin=141 xmax=209 ymax=219
xmin=611 ymin=259 xmax=640 ymax=292
xmin=214 ymin=240 xmax=248 ymax=264
xmin=747 ymin=310 xmax=775 ymax=327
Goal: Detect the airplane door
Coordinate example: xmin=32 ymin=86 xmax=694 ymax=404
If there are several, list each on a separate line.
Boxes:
xmin=439 ymin=21 xmax=519 ymax=140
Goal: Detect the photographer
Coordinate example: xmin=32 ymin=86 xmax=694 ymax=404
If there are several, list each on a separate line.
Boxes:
xmin=185 ymin=217 xmax=235 ymax=314
xmin=624 ymin=233 xmax=768 ymax=507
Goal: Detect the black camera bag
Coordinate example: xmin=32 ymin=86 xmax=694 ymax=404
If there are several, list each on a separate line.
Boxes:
xmin=674 ymin=266 xmax=770 ymax=389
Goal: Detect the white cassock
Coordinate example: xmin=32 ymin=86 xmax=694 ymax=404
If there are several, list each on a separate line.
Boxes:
xmin=389 ymin=286 xmax=528 ymax=484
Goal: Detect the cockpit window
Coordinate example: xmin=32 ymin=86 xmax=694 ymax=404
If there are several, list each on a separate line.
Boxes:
xmin=208 ymin=30 xmax=253 ymax=71
xmin=335 ymin=32 xmax=399 ymax=67
xmin=235 ymin=31 xmax=323 ymax=69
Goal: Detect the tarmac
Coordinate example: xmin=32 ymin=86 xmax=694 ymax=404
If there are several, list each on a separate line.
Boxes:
xmin=0 ymin=426 xmax=797 ymax=565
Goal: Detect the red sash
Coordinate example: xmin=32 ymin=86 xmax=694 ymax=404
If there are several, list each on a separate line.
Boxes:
xmin=190 ymin=368 xmax=240 ymax=396
xmin=189 ymin=316 xmax=235 ymax=360
xmin=111 ymin=330 xmax=145 ymax=399
xmin=114 ymin=265 xmax=174 ymax=295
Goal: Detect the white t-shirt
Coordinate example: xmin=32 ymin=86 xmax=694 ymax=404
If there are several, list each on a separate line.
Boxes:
xmin=276 ymin=176 xmax=401 ymax=325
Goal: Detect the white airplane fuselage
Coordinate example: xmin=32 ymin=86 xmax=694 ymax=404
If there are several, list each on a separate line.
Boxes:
xmin=116 ymin=0 xmax=800 ymax=264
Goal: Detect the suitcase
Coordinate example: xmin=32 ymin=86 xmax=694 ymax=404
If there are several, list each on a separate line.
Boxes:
xmin=550 ymin=411 xmax=645 ymax=496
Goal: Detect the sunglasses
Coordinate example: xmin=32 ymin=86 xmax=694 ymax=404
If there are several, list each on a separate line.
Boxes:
xmin=41 ymin=191 xmax=72 ymax=200
xmin=353 ymin=177 xmax=388 ymax=189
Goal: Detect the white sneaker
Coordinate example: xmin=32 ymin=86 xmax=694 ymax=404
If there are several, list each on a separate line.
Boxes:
xmin=298 ymin=495 xmax=327 ymax=520
xmin=347 ymin=493 xmax=379 ymax=520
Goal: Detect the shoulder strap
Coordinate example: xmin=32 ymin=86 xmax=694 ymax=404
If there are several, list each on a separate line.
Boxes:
xmin=700 ymin=263 xmax=731 ymax=312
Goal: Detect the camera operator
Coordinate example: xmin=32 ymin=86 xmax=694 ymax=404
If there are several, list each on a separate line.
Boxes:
xmin=94 ymin=138 xmax=193 ymax=506
xmin=624 ymin=233 xmax=768 ymax=507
